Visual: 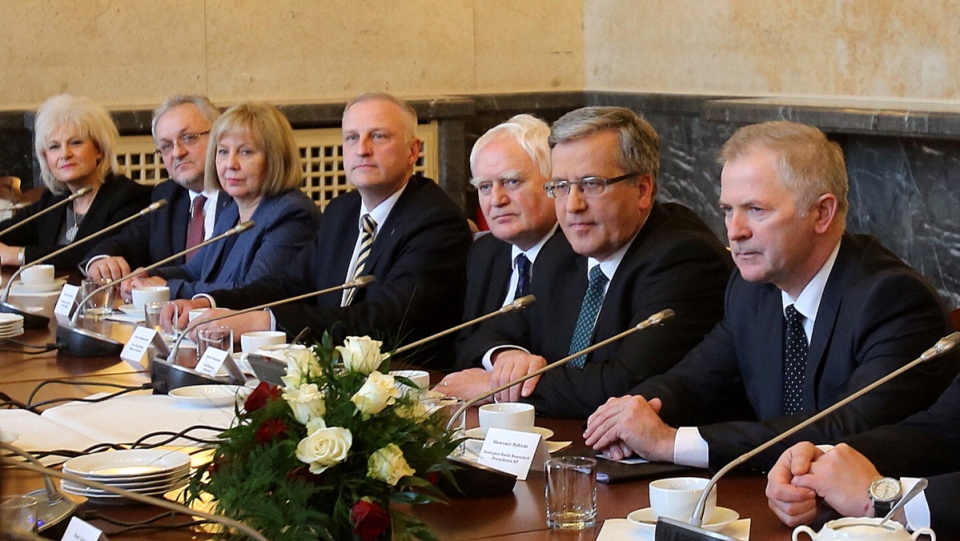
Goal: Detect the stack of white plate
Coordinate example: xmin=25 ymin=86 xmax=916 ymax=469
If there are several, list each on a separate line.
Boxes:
xmin=0 ymin=313 xmax=24 ymax=340
xmin=60 ymin=449 xmax=191 ymax=505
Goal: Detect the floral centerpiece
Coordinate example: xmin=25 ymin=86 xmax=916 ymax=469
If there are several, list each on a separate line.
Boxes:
xmin=184 ymin=334 xmax=461 ymax=541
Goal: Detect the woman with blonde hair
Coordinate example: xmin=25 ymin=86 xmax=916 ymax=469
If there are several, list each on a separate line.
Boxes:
xmin=0 ymin=94 xmax=151 ymax=269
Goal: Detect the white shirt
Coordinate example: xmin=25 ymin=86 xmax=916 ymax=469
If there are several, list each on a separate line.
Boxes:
xmin=190 ymin=189 xmax=220 ymax=241
xmin=340 ymin=183 xmax=407 ymax=306
xmin=502 ymin=224 xmax=559 ymax=305
xmin=673 ymin=239 xmax=843 ymax=468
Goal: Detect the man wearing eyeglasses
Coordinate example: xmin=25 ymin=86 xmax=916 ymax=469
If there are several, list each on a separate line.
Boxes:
xmin=84 ymin=95 xmax=230 ymax=283
xmin=440 ymin=106 xmax=732 ymax=418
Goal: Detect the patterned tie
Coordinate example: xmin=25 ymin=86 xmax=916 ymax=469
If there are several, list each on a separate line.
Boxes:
xmin=781 ymin=304 xmax=808 ymax=415
xmin=185 ymin=195 xmax=206 ymax=262
xmin=513 ymin=254 xmax=531 ymax=299
xmin=568 ymin=266 xmax=608 ymax=368
xmin=344 ymin=214 xmax=377 ymax=306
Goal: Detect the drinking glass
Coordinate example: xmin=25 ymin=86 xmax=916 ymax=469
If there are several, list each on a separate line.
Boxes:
xmin=81 ymin=277 xmax=114 ymax=319
xmin=198 ymin=326 xmax=233 ymax=358
xmin=545 ymin=456 xmax=597 ymax=529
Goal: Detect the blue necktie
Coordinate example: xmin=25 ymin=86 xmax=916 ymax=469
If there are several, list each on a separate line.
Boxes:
xmin=781 ymin=304 xmax=808 ymax=415
xmin=514 ymin=254 xmax=531 ymax=299
xmin=568 ymin=266 xmax=608 ymax=369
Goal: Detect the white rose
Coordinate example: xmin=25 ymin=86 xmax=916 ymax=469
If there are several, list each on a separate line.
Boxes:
xmin=295 ymin=426 xmax=352 ymax=474
xmin=282 ymin=383 xmax=326 ymax=425
xmin=282 ymin=348 xmax=321 ymax=390
xmin=367 ymin=443 xmax=416 ymax=486
xmin=351 ymin=371 xmax=400 ymax=416
xmin=337 ymin=336 xmax=387 ymax=375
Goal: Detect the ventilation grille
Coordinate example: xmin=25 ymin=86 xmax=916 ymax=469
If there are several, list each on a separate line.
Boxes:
xmin=115 ymin=123 xmax=439 ymax=209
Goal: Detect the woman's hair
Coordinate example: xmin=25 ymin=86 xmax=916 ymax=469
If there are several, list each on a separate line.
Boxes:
xmin=34 ymin=94 xmax=120 ymax=194
xmin=204 ymin=102 xmax=303 ymax=197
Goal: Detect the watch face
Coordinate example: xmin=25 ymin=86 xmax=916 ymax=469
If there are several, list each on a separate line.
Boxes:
xmin=871 ymin=478 xmax=900 ymax=500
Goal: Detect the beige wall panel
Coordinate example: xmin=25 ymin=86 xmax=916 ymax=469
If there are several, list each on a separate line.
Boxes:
xmin=204 ymin=0 xmax=477 ymax=102
xmin=0 ymin=0 xmax=208 ymax=108
xmin=473 ymin=0 xmax=584 ymax=92
xmin=584 ymin=0 xmax=960 ymax=100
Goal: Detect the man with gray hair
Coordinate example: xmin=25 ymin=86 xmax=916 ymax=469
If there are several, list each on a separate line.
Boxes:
xmin=584 ymin=120 xmax=959 ymax=472
xmin=441 ymin=106 xmax=731 ymax=418
xmin=84 ymin=95 xmax=230 ymax=281
xmin=449 ymin=114 xmax=561 ymax=368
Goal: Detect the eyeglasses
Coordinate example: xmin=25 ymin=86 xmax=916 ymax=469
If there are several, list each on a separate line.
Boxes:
xmin=543 ymin=172 xmax=638 ymax=199
xmin=472 ymin=177 xmax=528 ymax=196
xmin=155 ymin=131 xmax=211 ymax=156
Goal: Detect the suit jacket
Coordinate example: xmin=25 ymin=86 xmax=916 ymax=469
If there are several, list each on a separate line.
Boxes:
xmin=633 ymin=233 xmax=960 ymax=470
xmin=462 ymin=202 xmax=733 ymax=418
xmin=0 ymin=174 xmax=152 ymax=270
xmin=454 ymin=228 xmax=565 ymax=364
xmin=83 ymin=180 xmax=232 ymax=270
xmin=154 ymin=189 xmax=320 ymax=298
xmin=207 ymin=175 xmax=472 ymax=368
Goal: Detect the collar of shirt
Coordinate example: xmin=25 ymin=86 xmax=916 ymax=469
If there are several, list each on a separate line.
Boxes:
xmin=358 ymin=181 xmax=407 ymax=232
xmin=189 ymin=189 xmax=220 ymax=240
xmin=781 ymin=238 xmax=842 ymax=342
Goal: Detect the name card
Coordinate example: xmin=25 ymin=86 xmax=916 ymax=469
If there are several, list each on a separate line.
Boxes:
xmin=62 ymin=516 xmax=108 ymax=540
xmin=120 ymin=326 xmax=168 ymax=367
xmin=55 ymin=284 xmax=80 ymax=317
xmin=477 ymin=427 xmax=549 ymax=481
xmin=196 ymin=347 xmax=230 ymax=377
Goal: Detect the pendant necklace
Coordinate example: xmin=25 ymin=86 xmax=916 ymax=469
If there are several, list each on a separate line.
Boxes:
xmin=65 ymin=202 xmax=86 ymax=243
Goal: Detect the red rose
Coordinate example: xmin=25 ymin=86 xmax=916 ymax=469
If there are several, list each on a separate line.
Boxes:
xmin=425 ymin=471 xmax=440 ymax=485
xmin=244 ymin=381 xmax=280 ymax=412
xmin=255 ymin=418 xmax=288 ymax=444
xmin=350 ymin=499 xmax=390 ymax=541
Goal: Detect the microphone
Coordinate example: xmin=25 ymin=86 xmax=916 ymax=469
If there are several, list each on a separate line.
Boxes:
xmin=55 ymin=221 xmax=255 ymax=358
xmin=0 ymin=185 xmax=92 ymax=237
xmin=0 ymin=442 xmax=268 ymax=541
xmin=391 ymin=294 xmax=536 ymax=357
xmin=446 ymin=308 xmax=675 ymax=430
xmin=438 ymin=309 xmax=675 ymax=499
xmin=0 ymin=200 xmax=167 ymax=329
xmin=0 ymin=441 xmax=79 ymax=537
xmin=151 ymin=276 xmax=375 ymax=393
xmin=656 ymin=331 xmax=960 ymax=541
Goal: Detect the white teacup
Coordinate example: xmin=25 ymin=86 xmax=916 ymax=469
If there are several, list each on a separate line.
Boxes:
xmin=649 ymin=477 xmax=717 ymax=523
xmin=390 ymin=369 xmax=430 ymax=395
xmin=132 ymin=286 xmax=169 ymax=310
xmin=20 ymin=264 xmax=54 ymax=285
xmin=793 ymin=517 xmax=935 ymax=541
xmin=478 ymin=402 xmax=535 ymax=437
xmin=240 ymin=331 xmax=287 ymax=353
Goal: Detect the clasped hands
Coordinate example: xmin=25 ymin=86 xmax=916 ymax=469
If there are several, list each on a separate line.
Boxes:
xmin=584 ymin=395 xmax=677 ymax=462
xmin=435 ymin=349 xmax=547 ymax=403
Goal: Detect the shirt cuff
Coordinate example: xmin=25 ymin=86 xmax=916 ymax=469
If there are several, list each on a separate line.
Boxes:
xmin=673 ymin=427 xmax=710 ymax=468
xmin=82 ymin=254 xmax=108 ymax=276
xmin=901 ymin=477 xmax=931 ymax=532
xmin=191 ymin=293 xmax=216 ymax=308
xmin=482 ymin=345 xmax=532 ymax=371
xmin=267 ymin=308 xmax=277 ymax=331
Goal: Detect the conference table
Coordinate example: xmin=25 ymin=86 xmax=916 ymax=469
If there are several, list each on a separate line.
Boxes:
xmin=0 ymin=277 xmax=935 ymax=540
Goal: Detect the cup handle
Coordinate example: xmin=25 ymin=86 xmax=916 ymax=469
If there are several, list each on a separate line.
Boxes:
xmin=911 ymin=528 xmax=935 ymax=541
xmin=792 ymin=525 xmax=817 ymax=541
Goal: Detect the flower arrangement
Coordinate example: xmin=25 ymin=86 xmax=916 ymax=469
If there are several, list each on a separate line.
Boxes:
xmin=184 ymin=334 xmax=461 ymax=541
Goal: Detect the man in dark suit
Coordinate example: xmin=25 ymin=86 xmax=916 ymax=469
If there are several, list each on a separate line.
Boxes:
xmin=166 ymin=93 xmax=471 ymax=368
xmin=84 ymin=95 xmax=230 ymax=286
xmin=440 ymin=107 xmax=732 ymax=417
xmin=585 ymin=121 xmax=959 ymax=471
xmin=450 ymin=114 xmax=559 ymax=367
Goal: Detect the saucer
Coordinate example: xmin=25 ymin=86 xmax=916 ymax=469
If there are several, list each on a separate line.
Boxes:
xmin=118 ymin=304 xmax=142 ymax=316
xmin=12 ymin=277 xmax=67 ymax=294
xmin=464 ymin=426 xmax=554 ymax=440
xmin=626 ymin=506 xmax=739 ymax=532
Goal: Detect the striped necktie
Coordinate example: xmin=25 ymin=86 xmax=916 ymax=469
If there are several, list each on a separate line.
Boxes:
xmin=344 ymin=214 xmax=376 ymax=306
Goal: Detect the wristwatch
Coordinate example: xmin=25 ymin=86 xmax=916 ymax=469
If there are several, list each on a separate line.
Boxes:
xmin=869 ymin=477 xmax=902 ymax=517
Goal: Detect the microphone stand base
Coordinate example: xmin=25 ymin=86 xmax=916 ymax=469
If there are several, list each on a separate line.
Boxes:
xmin=28 ymin=487 xmax=79 ymax=539
xmin=55 ymin=325 xmax=123 ymax=358
xmin=654 ymin=517 xmax=737 ymax=541
xmin=0 ymin=301 xmax=49 ymax=329
xmin=439 ymin=455 xmax=517 ymax=498
xmin=149 ymin=358 xmax=231 ymax=394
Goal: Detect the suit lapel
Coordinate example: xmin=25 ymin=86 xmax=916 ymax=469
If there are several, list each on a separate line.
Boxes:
xmin=804 ymin=238 xmax=854 ymax=401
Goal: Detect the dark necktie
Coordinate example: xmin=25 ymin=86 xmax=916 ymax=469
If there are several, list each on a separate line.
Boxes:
xmin=185 ymin=195 xmax=207 ymax=262
xmin=344 ymin=214 xmax=376 ymax=306
xmin=781 ymin=304 xmax=808 ymax=415
xmin=513 ymin=254 xmax=531 ymax=299
xmin=568 ymin=266 xmax=608 ymax=369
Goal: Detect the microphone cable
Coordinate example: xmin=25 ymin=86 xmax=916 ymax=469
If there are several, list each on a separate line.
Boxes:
xmin=0 ymin=338 xmax=60 ymax=355
xmin=26 ymin=380 xmax=153 ymax=411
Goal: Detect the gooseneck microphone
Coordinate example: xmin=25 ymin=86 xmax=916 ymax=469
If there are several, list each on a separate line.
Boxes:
xmin=152 ymin=276 xmax=375 ymax=393
xmin=446 ymin=308 xmax=675 ymax=431
xmin=0 ymin=443 xmax=268 ymax=541
xmin=391 ymin=294 xmax=536 ymax=357
xmin=0 ymin=441 xmax=79 ymax=536
xmin=0 ymin=200 xmax=167 ymax=329
xmin=0 ymin=185 xmax=92 ymax=237
xmin=657 ymin=331 xmax=960 ymax=541
xmin=56 ymin=221 xmax=255 ymax=358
